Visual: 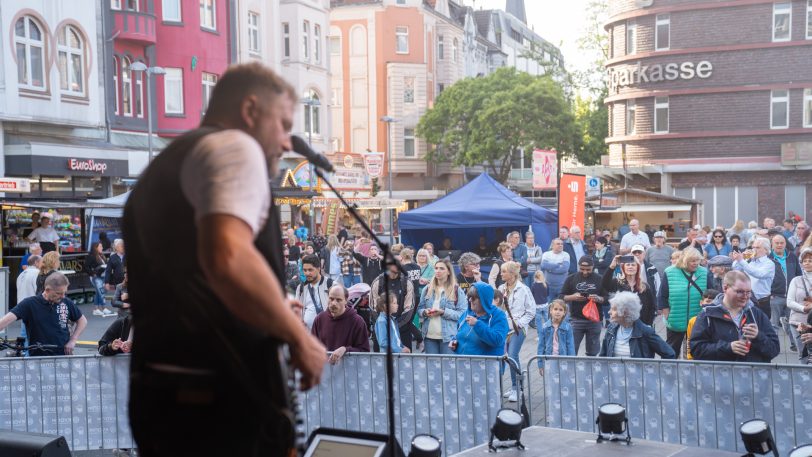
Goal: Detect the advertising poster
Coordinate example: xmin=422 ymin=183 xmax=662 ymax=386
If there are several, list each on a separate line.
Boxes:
xmin=532 ymin=149 xmax=557 ymax=190
xmin=558 ymin=174 xmax=586 ymax=231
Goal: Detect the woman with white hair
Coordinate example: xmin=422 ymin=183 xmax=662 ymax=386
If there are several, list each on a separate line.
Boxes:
xmin=599 ymin=291 xmax=675 ymax=359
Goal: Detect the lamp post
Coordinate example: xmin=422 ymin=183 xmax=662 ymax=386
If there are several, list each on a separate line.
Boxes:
xmin=129 ymin=62 xmax=166 ymax=163
xmin=380 ymin=116 xmax=398 ymax=246
xmin=302 ymin=96 xmax=321 ymax=236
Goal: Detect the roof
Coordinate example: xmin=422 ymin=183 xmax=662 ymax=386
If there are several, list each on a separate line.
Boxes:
xmin=587 ymin=187 xmax=700 ymax=205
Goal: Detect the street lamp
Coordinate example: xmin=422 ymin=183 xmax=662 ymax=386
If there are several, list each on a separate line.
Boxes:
xmin=302 ymin=96 xmax=321 ymax=236
xmin=129 ymin=62 xmax=166 ymax=163
xmin=380 ymin=116 xmax=398 ymax=246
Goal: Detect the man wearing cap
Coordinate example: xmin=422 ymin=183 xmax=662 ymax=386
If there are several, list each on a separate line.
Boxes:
xmin=645 ymin=231 xmax=674 ymax=278
xmin=707 ymin=255 xmax=733 ymax=292
xmin=559 ymin=257 xmax=606 ymax=356
xmin=619 ymin=219 xmax=651 ymax=255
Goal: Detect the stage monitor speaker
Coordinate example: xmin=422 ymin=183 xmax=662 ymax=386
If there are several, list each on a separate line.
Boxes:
xmin=0 ymin=430 xmax=71 ymax=457
xmin=305 ymin=427 xmax=405 ymax=457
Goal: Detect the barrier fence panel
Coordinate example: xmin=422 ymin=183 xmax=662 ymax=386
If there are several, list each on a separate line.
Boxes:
xmin=533 ymin=356 xmax=812 ymax=456
xmin=301 ymin=353 xmax=503 ymax=456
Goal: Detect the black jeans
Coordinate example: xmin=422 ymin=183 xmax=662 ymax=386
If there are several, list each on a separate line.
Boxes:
xmin=666 ymin=330 xmax=686 ymax=359
xmin=755 ymin=296 xmax=772 ymax=320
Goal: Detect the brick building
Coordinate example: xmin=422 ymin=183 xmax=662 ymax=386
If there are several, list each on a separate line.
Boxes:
xmin=575 ymin=0 xmax=812 ymax=229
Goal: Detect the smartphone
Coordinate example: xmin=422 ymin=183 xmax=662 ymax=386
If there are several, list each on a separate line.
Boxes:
xmin=619 ymin=255 xmax=636 ymax=264
xmin=580 ymin=292 xmax=589 ymax=298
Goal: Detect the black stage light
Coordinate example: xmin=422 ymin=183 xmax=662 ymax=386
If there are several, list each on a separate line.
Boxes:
xmin=408 ymin=434 xmax=441 ymax=457
xmin=0 ymin=430 xmax=71 ymax=457
xmin=488 ymin=408 xmax=525 ymax=451
xmin=789 ymin=444 xmax=812 ymax=457
xmin=595 ymin=403 xmax=631 ymax=445
xmin=739 ymin=419 xmax=778 ymax=457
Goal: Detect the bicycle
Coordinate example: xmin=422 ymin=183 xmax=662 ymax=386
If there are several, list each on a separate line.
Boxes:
xmin=0 ymin=337 xmax=60 ymax=357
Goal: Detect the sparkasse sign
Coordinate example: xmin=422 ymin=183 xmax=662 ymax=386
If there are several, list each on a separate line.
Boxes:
xmin=608 ymin=60 xmax=713 ymax=93
xmin=68 ymin=158 xmax=108 ymax=174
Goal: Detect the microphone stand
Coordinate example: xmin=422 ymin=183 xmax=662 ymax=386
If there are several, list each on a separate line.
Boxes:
xmin=313 ymin=167 xmax=405 ymax=457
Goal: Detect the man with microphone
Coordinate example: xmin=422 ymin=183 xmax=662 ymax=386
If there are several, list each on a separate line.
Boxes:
xmin=123 ymin=63 xmax=327 ymax=457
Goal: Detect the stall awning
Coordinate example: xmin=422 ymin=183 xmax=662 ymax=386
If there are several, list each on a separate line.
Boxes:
xmin=594 ymin=204 xmax=692 ymax=213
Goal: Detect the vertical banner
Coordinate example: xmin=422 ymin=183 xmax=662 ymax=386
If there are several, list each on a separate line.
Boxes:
xmin=532 ymin=149 xmax=558 ymax=190
xmin=323 ymin=202 xmax=340 ymax=235
xmin=559 ymin=174 xmax=586 ymax=231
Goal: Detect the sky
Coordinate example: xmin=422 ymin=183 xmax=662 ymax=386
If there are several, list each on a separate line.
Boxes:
xmin=464 ymin=0 xmax=597 ymax=77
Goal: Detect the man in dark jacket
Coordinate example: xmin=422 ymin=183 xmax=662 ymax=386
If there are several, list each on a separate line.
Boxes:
xmin=769 ymin=234 xmax=800 ymax=345
xmin=353 ymin=243 xmax=384 ymax=285
xmin=690 ymin=271 xmax=779 ymax=363
xmin=559 ymin=257 xmax=606 ymax=356
xmin=104 ymin=239 xmax=126 ymax=291
xmin=559 ymin=226 xmax=578 ymax=274
xmin=311 ymin=284 xmax=370 ymax=364
xmin=98 ymin=313 xmax=133 ymax=356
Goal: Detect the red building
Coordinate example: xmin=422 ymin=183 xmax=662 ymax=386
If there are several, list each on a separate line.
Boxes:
xmin=107 ymin=0 xmax=232 ymax=140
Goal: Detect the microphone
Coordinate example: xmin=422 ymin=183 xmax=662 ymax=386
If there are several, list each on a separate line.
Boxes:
xmin=290 ymin=135 xmax=335 ymax=173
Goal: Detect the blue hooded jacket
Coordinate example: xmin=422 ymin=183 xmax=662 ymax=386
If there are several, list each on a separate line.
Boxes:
xmin=454 ymin=282 xmax=508 ymax=356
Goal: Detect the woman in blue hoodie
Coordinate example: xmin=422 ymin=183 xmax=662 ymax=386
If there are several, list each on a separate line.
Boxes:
xmin=451 ymin=282 xmax=508 ymax=356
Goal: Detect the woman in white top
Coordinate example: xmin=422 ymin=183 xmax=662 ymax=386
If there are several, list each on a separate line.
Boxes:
xmin=323 ymin=235 xmax=342 ymax=283
xmin=417 ymin=258 xmax=467 ymax=354
xmin=787 ymin=247 xmax=812 ymax=363
xmin=498 ymin=261 xmax=535 ymax=402
xmin=27 ymin=215 xmax=60 ymax=254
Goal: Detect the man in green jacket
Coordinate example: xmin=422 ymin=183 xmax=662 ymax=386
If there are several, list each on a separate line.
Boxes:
xmin=658 ymin=247 xmax=707 ymax=358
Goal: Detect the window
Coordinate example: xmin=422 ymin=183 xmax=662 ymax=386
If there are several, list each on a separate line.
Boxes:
xmin=404 ymin=77 xmax=414 ymax=103
xmin=805 ymin=88 xmax=812 ymax=127
xmin=396 ymin=0 xmax=406 ymax=4
xmin=807 ymin=0 xmax=812 ymax=39
xmin=121 ymin=57 xmax=132 ymax=116
xmin=134 ymin=69 xmax=143 ymax=117
xmin=404 ymin=128 xmax=415 ymax=157
xmin=625 ymin=20 xmax=636 ymax=55
xmin=202 ymin=73 xmax=217 ymax=113
xmin=14 ymin=16 xmax=46 ymax=90
xmin=453 ymin=38 xmax=458 ymax=61
xmin=162 ymin=0 xmax=181 ymax=21
xmin=200 ymin=0 xmax=216 ymax=30
xmin=396 ymin=26 xmax=409 ymax=54
xmin=655 ymin=14 xmax=670 ymax=51
xmin=303 ymin=90 xmax=320 ymax=136
xmin=654 ymin=97 xmax=669 ymax=133
xmin=164 ymin=67 xmax=184 ymax=114
xmin=770 ymin=89 xmax=789 ymax=129
xmin=773 ymin=2 xmax=791 ymax=42
xmin=314 ymin=25 xmax=321 ymax=63
xmin=112 ymin=56 xmax=120 ymax=115
xmin=248 ymin=12 xmax=260 ymax=55
xmin=331 ymin=88 xmax=341 ymax=106
xmin=626 ymin=99 xmax=636 ymax=135
xmin=111 ymin=0 xmax=122 ymax=10
xmin=57 ymin=25 xmax=84 ymax=96
xmin=303 ymin=21 xmax=310 ymax=60
xmin=438 ymin=35 xmax=444 ymax=60
xmin=330 ymin=36 xmax=340 ymax=55
xmin=283 ymin=23 xmax=290 ymax=57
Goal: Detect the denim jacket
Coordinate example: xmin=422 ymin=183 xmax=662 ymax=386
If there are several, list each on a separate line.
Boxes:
xmin=536 ymin=320 xmax=575 ymax=368
xmin=418 ymin=285 xmax=468 ymax=342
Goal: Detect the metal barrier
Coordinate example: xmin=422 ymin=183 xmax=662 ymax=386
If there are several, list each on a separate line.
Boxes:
xmin=0 ymin=355 xmax=133 ymax=451
xmin=529 ymin=355 xmax=812 ymax=456
xmin=302 ymin=353 xmax=504 ymax=456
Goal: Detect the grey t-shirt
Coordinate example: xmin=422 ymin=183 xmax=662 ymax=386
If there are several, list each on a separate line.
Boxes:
xmin=645 ymin=244 xmax=674 ymax=277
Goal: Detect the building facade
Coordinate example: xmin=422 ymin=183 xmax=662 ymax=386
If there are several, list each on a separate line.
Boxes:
xmin=596 ymin=0 xmax=812 ymax=226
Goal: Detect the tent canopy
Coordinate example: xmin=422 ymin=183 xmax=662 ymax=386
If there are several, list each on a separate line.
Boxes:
xmin=86 ymin=191 xmax=131 ymax=218
xmin=398 ymin=173 xmax=558 ymax=254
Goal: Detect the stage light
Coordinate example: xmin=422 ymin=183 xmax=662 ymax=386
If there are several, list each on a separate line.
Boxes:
xmin=789 ymin=444 xmax=812 ymax=457
xmin=739 ymin=419 xmax=778 ymax=457
xmin=595 ymin=403 xmax=631 ymax=444
xmin=408 ymin=434 xmax=441 ymax=457
xmin=488 ymin=408 xmax=525 ymax=451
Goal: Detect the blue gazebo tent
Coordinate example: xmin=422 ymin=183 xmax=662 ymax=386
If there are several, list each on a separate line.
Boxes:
xmin=398 ymin=173 xmax=558 ymax=256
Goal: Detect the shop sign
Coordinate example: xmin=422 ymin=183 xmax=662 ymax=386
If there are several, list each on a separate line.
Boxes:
xmin=601 ymin=195 xmax=619 ymax=209
xmin=0 ymin=177 xmax=31 ymax=193
xmin=363 ymin=152 xmax=384 ymax=178
xmin=68 ymin=158 xmax=108 ymax=174
xmin=608 ymin=60 xmax=713 ymax=93
xmin=343 ymin=155 xmax=354 ymax=169
xmin=781 ymin=142 xmax=812 ymax=166
xmin=532 ymin=149 xmax=557 ymax=190
xmin=333 ymin=169 xmax=368 ymax=190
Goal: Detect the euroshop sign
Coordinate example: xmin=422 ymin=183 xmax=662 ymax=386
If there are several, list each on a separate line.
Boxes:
xmin=608 ymin=60 xmax=713 ymax=93
xmin=68 ymin=158 xmax=108 ymax=174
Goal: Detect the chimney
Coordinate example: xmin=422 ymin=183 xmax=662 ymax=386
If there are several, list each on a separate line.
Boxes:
xmin=505 ymin=0 xmax=526 ymax=24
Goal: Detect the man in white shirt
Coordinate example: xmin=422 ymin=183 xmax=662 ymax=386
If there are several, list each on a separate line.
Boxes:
xmin=619 ymin=219 xmax=651 ymax=254
xmin=27 ymin=216 xmax=60 ymax=253
xmin=569 ymin=225 xmax=587 ymax=263
xmin=295 ymin=254 xmax=332 ymax=329
xmin=731 ymin=237 xmax=775 ymax=318
xmin=16 ymin=255 xmax=41 ymax=303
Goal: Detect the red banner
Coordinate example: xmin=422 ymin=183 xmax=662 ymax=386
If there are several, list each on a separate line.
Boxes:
xmin=558 ymin=174 xmax=586 ymax=232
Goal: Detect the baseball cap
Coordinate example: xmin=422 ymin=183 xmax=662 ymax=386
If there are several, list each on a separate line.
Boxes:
xmin=578 ymin=257 xmax=595 ymax=267
xmin=653 ymin=231 xmax=666 ymax=238
xmin=631 ymin=244 xmax=645 ymax=253
xmin=707 ymin=255 xmax=733 ymax=267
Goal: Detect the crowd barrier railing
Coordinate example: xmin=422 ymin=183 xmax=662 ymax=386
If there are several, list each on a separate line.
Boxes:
xmin=527 ymin=355 xmax=812 ymax=456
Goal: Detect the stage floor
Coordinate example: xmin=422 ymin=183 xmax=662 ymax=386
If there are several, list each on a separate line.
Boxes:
xmin=451 ymin=426 xmax=742 ymax=457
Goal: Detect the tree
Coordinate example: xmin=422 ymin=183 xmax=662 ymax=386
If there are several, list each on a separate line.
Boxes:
xmin=573 ymin=89 xmax=608 ymax=166
xmin=416 ymin=67 xmax=577 ymax=184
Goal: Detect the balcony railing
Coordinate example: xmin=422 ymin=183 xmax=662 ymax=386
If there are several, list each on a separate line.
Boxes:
xmin=112 ymin=10 xmax=156 ymax=45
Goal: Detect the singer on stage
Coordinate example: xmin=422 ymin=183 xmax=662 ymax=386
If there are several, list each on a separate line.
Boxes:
xmin=123 ymin=63 xmax=327 ymax=457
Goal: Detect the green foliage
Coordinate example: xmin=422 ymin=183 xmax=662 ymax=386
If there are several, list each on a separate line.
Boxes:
xmin=416 ymin=67 xmax=577 ymax=184
xmin=573 ymin=89 xmax=608 ymax=166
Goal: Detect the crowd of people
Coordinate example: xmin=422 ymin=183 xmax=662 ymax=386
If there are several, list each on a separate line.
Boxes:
xmin=282 ymin=214 xmax=812 ymax=403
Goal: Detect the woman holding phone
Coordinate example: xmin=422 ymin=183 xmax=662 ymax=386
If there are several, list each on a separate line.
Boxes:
xmin=417 ymin=259 xmax=467 ymax=354
xmin=602 ymin=255 xmax=657 ymax=326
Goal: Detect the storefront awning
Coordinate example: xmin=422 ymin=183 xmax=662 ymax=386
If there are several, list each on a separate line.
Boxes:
xmin=5 ymin=141 xmax=132 ymax=177
xmin=593 ymin=204 xmax=692 ymax=213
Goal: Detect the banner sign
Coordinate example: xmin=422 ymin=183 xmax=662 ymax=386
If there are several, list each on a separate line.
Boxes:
xmin=559 ymin=174 xmax=586 ymax=231
xmin=532 ymin=149 xmax=557 ymax=190
xmin=323 ymin=202 xmax=340 ymax=235
xmin=363 ymin=152 xmax=384 ymax=178
xmin=0 ymin=177 xmax=31 ymax=193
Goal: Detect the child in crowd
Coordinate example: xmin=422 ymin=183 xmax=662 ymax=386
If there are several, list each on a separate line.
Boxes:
xmin=492 ymin=289 xmax=505 ymax=311
xmin=685 ymin=289 xmax=719 ymax=360
xmin=531 ymin=270 xmax=549 ymax=330
xmin=374 ymin=293 xmax=411 ymax=354
xmin=537 ymin=299 xmax=575 ymax=375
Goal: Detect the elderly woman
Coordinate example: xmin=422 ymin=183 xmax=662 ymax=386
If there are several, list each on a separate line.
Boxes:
xmin=498 ymin=261 xmax=536 ymax=403
xmin=599 ymin=291 xmax=675 ymax=359
xmin=415 ymin=248 xmax=435 ymax=295
xmin=659 ymin=247 xmax=707 ymax=357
